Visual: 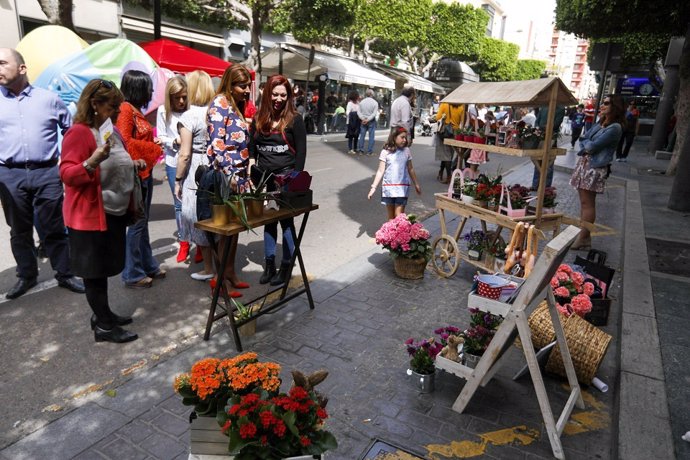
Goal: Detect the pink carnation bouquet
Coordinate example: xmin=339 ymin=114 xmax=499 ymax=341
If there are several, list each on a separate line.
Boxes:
xmin=375 ymin=214 xmax=432 ymax=261
xmin=550 ymin=264 xmax=594 ymax=318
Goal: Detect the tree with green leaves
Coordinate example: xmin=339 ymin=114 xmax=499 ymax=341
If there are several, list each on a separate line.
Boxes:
xmin=513 ymin=59 xmax=547 ymax=81
xmin=472 ymin=37 xmax=519 ymax=82
xmin=555 ymin=0 xmax=690 ymax=210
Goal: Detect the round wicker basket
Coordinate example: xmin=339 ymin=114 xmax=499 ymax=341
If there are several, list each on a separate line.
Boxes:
xmin=393 ymin=257 xmax=427 ymax=280
xmin=528 ymin=301 xmax=559 ymax=349
xmin=545 ymin=313 xmax=612 ymax=384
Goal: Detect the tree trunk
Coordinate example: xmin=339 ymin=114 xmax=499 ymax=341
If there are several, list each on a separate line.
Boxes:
xmin=248 ymin=12 xmax=262 ymax=73
xmin=37 ymin=0 xmax=76 ymax=32
xmin=667 ymin=117 xmax=690 ymax=211
xmin=348 ymin=34 xmax=356 ymax=58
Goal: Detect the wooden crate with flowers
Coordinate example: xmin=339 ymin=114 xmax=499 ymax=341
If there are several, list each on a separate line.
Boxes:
xmin=174 ymin=352 xmax=337 ymax=459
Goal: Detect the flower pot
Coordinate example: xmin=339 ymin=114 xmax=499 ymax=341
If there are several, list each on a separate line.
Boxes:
xmin=474 ymin=136 xmax=486 ymax=144
xmin=237 ymin=319 xmax=256 ymax=337
xmin=463 ymin=352 xmax=482 ymax=369
xmin=504 ymin=207 xmax=527 ymax=218
xmin=211 ymin=205 xmax=229 ymax=225
xmin=393 ymin=256 xmax=426 ymax=280
xmin=474 ymin=200 xmax=488 ymax=209
xmin=468 ymin=249 xmax=482 ymax=261
xmin=455 ymin=134 xmax=464 ymax=141
xmin=189 ymin=414 xmax=324 ymax=459
xmin=407 ymin=368 xmax=435 ymax=393
xmin=246 ymin=199 xmax=264 ymax=219
xmin=487 ymin=201 xmax=498 ymax=212
xmin=460 ymin=195 xmax=475 ymax=205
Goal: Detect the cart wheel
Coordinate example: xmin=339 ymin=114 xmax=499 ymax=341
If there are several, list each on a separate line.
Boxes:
xmin=432 ymin=235 xmax=460 ymax=277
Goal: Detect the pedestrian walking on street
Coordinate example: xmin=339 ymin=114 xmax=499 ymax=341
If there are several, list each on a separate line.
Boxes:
xmin=204 ymin=65 xmax=254 ymax=297
xmin=429 ymin=102 xmax=465 ymax=184
xmin=368 ymin=127 xmax=421 ymax=220
xmin=116 ymin=70 xmax=165 ymax=288
xmin=569 ymin=94 xmax=624 ymax=250
xmin=250 ymin=74 xmax=307 ymax=286
xmin=616 ymin=100 xmax=639 ymax=162
xmin=570 ymin=104 xmax=586 ymax=148
xmin=345 ymin=90 xmax=360 ymax=155
xmin=0 ymin=48 xmax=85 ymax=299
xmin=389 ymin=85 xmax=416 ymax=145
xmin=174 ymin=71 xmax=216 ymax=283
xmin=60 ymin=79 xmax=147 ymax=343
xmin=156 ymin=75 xmax=190 ymax=263
xmin=357 ymin=89 xmax=379 ymax=155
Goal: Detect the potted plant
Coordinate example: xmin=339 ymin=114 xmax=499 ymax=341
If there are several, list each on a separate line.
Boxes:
xmin=500 ymin=184 xmax=531 ymax=217
xmin=375 ymin=214 xmax=432 ymax=279
xmin=210 ymin=173 xmax=233 ymax=225
xmin=459 ymin=180 xmax=477 ymax=204
xmin=232 ymin=298 xmax=260 ymax=338
xmin=405 ymin=336 xmax=443 ymax=392
xmin=463 ymin=229 xmax=487 ymax=260
xmin=476 ymin=174 xmax=503 ymax=211
xmin=543 ymin=186 xmax=558 ymax=213
xmin=224 ymin=170 xmax=275 ymax=230
xmin=483 ymin=236 xmax=507 ymax=271
xmin=515 ymin=121 xmax=545 ymax=149
xmin=218 ymin=386 xmax=338 ymax=459
xmin=462 ymin=308 xmax=503 ymax=368
xmin=551 ymin=264 xmax=594 ymax=318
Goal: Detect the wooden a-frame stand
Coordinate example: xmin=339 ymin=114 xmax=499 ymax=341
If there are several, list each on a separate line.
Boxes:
xmin=435 ymin=225 xmax=584 ymax=459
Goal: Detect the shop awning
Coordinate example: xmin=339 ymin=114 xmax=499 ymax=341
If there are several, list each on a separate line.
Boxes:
xmin=261 ymin=45 xmax=396 ymax=89
xmin=441 ymin=77 xmax=578 ymax=106
xmin=140 ymin=38 xmax=231 ymax=77
xmin=374 ymin=65 xmax=446 ymax=94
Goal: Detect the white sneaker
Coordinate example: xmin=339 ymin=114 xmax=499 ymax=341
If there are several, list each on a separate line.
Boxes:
xmin=191 ymin=271 xmax=214 ymax=281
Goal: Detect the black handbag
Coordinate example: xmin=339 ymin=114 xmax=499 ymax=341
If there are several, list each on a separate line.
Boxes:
xmin=126 ymin=166 xmax=145 ymax=226
xmin=573 ymin=249 xmax=615 ymax=298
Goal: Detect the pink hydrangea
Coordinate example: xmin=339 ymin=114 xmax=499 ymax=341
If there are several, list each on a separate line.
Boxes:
xmin=557 ymin=304 xmax=571 ymax=317
xmin=554 ymin=286 xmax=570 ymax=298
xmin=571 ymin=271 xmax=584 ymax=287
xmin=556 ymin=271 xmax=570 ymax=282
xmin=374 ymin=213 xmax=430 ymax=258
xmin=571 ymin=294 xmax=592 ymax=317
xmin=583 ymin=282 xmax=595 ymax=296
xmin=550 ymin=277 xmax=560 ymax=289
xmin=558 ymin=264 xmax=572 ymax=274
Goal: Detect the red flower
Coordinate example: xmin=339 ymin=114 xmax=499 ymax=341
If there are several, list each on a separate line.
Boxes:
xmin=300 ymin=435 xmax=312 ymax=447
xmin=273 ymin=419 xmax=286 ymax=438
xmin=239 ymin=422 xmax=257 ymax=439
xmin=316 ymin=407 xmax=328 ymax=419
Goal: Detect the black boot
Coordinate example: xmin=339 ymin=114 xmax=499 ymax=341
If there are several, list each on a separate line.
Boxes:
xmin=270 ymin=261 xmax=292 ymax=286
xmin=259 ymin=257 xmax=276 ymax=284
xmin=94 ymin=325 xmax=138 ymax=343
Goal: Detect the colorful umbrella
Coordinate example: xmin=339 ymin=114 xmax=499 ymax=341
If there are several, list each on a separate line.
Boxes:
xmin=34 ymin=38 xmax=158 ymax=107
xmin=16 ymin=25 xmax=89 ymax=83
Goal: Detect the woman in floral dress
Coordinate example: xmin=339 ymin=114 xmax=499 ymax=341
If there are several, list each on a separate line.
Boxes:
xmin=205 ymin=65 xmax=253 ymax=297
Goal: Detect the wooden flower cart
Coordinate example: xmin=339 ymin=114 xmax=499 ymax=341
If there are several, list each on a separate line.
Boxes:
xmin=432 ymin=77 xmax=612 ymax=277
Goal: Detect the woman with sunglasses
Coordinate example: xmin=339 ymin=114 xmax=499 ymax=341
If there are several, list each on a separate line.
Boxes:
xmin=60 ymin=79 xmax=147 ymax=343
xmin=569 ymin=94 xmax=624 ymax=249
xmin=250 ymin=75 xmax=307 ymax=286
xmin=204 ymin=65 xmax=253 ymax=297
xmin=116 ymin=70 xmax=165 ymax=288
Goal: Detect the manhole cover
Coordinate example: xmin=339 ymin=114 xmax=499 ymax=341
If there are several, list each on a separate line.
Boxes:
xmin=646 ymin=237 xmax=690 ymax=277
xmin=359 ymin=438 xmax=427 ymax=460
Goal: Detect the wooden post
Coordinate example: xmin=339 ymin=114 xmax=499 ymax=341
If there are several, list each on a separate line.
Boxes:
xmin=535 ymin=80 xmax=559 ymax=224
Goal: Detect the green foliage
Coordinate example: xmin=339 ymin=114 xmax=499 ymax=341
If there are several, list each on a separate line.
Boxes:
xmin=427 ymin=2 xmax=488 ymax=59
xmin=513 ymin=59 xmax=547 ymax=81
xmin=555 ymin=0 xmax=689 ymax=38
xmin=473 ymin=37 xmax=520 ymax=82
xmin=357 ymin=0 xmax=432 ymax=45
xmin=124 ymin=0 xmax=239 ymax=28
xmin=270 ymin=0 xmax=356 ymax=42
xmin=590 ymin=34 xmax=669 ymax=67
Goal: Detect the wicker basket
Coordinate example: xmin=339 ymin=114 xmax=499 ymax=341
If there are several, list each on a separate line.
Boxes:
xmin=393 ymin=257 xmax=427 ymax=280
xmin=528 ymin=301 xmax=560 ymax=350
xmin=545 ymin=313 xmax=612 ymax=384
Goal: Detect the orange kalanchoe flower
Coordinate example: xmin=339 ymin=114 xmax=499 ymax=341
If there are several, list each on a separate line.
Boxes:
xmin=190 ymin=358 xmax=222 ymax=400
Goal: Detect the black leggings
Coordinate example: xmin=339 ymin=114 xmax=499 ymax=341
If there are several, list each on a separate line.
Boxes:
xmin=84 ymin=278 xmax=115 ymax=329
xmin=439 ymin=161 xmax=452 ymax=178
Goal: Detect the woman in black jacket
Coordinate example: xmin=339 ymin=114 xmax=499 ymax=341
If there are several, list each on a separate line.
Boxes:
xmin=250 ymin=75 xmax=307 ymax=286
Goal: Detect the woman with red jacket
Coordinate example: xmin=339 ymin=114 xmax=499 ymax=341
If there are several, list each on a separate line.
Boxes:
xmin=60 ymin=79 xmax=146 ymax=343
xmin=116 ymin=70 xmax=165 ymax=288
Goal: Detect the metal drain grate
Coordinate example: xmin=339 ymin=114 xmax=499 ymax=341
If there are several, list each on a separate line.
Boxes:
xmin=647 ymin=237 xmax=690 ymax=277
xmin=359 ymin=438 xmax=427 ymax=460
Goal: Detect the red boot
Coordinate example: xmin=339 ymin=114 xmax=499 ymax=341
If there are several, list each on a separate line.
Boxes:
xmin=176 ymin=241 xmax=190 ymax=263
xmin=194 ymin=245 xmax=203 ymax=264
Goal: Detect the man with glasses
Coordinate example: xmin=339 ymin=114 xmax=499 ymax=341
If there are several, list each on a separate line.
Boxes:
xmin=0 ymin=48 xmax=85 ymax=299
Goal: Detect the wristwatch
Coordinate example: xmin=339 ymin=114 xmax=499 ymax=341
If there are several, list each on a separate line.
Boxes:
xmin=83 ymin=160 xmax=96 ymax=173
xmin=175 ymin=177 xmax=184 ymax=182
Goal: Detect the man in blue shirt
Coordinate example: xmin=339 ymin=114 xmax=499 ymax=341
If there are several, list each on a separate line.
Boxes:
xmin=0 ymin=48 xmax=84 ymax=299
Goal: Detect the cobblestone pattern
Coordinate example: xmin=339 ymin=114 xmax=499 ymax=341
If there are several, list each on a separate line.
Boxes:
xmin=72 ymin=161 xmax=621 ymax=460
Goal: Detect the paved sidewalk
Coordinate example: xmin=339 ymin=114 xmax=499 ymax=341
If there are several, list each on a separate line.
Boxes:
xmin=2 ymin=138 xmax=684 ymax=459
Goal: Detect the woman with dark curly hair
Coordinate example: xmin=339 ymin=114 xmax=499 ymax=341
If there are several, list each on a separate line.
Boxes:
xmin=569 ymin=94 xmax=624 ymax=250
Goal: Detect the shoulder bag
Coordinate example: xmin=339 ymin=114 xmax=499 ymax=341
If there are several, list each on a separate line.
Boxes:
xmin=126 ymin=165 xmax=146 ymax=226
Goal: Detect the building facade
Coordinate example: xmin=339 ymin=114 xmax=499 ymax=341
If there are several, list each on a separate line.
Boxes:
xmin=548 ymin=29 xmax=596 ymax=100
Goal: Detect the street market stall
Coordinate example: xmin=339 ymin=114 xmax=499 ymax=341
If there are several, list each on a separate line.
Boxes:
xmin=432 ymin=77 xmax=614 ymax=277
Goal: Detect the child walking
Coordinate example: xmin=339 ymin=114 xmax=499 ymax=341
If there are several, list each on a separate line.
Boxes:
xmin=368 ymin=127 xmax=421 ymax=220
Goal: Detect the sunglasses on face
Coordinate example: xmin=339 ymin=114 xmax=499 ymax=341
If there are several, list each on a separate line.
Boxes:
xmin=601 ymin=101 xmax=611 ymax=106
xmin=88 ymin=79 xmax=115 ymax=100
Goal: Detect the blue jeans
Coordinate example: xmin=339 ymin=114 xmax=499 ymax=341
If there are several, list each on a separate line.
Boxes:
xmin=358 ymin=120 xmax=377 ymax=154
xmin=165 ymin=164 xmax=185 ymax=241
xmin=122 ymin=175 xmax=160 ymax=283
xmin=264 ymin=218 xmax=295 ymax=263
xmin=531 ymin=163 xmax=554 ymax=189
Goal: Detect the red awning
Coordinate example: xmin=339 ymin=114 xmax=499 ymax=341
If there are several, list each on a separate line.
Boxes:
xmin=140 ymin=38 xmax=232 ymax=77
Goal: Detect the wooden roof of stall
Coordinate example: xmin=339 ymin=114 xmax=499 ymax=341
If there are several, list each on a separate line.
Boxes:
xmin=441 ymin=77 xmax=578 ymax=106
